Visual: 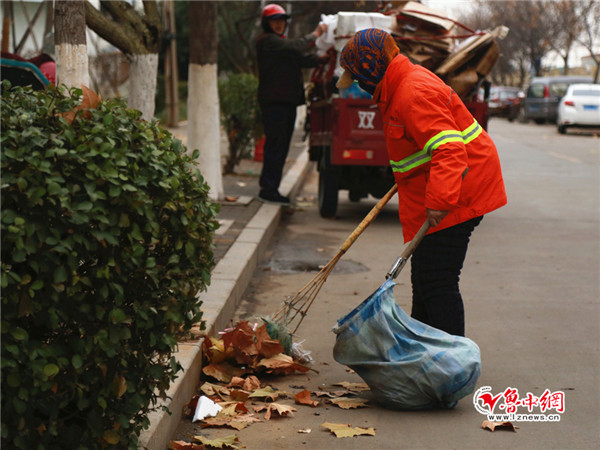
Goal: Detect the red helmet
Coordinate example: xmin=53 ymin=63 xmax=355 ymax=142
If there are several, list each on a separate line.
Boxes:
xmin=261 ymin=4 xmax=289 ymax=20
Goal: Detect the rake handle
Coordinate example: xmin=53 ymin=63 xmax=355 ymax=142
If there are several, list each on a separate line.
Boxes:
xmin=340 ymin=184 xmax=398 ymax=253
xmin=400 ymin=219 xmax=430 ymax=259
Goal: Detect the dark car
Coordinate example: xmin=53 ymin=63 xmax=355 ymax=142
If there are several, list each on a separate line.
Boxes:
xmin=488 ymin=86 xmax=521 ymax=120
xmin=522 ymin=75 xmax=593 ymax=124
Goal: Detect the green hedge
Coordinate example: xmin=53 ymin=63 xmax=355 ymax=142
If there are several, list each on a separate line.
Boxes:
xmin=218 ymin=73 xmax=260 ymax=174
xmin=1 ymin=81 xmax=219 ymax=449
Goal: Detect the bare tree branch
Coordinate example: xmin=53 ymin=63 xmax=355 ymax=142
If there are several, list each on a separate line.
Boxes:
xmin=85 ymin=0 xmax=162 ymax=55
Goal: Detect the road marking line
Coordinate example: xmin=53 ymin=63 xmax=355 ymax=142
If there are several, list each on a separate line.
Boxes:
xmin=548 ymin=151 xmax=581 ymax=163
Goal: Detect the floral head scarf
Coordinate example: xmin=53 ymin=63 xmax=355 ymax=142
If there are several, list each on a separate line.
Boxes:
xmin=339 ymin=28 xmax=399 ymax=95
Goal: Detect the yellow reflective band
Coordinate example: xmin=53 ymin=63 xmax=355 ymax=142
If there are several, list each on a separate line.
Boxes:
xmin=390 ymin=119 xmax=482 ymax=173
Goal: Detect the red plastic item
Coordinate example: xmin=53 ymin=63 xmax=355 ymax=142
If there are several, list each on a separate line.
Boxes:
xmin=254 ymin=136 xmax=265 ymax=162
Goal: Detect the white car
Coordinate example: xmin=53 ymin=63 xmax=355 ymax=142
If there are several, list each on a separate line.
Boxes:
xmin=557 ymin=83 xmax=600 ymax=134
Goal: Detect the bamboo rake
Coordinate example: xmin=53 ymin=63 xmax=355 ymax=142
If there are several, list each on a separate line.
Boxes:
xmin=272 ymin=183 xmax=398 ymax=334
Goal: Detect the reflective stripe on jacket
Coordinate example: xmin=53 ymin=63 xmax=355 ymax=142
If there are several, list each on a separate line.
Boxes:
xmin=376 ymin=54 xmax=507 ymax=243
xmin=390 ymin=119 xmax=483 ymax=173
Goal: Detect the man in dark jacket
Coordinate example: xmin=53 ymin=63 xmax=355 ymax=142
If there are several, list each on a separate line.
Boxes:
xmin=256 ymin=4 xmax=327 ymax=204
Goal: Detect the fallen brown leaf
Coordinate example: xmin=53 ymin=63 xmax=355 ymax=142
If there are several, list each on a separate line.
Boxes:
xmin=482 ymin=420 xmax=519 ymax=432
xmin=217 ymin=402 xmax=249 ymax=416
xmin=170 ymin=440 xmax=205 ymax=450
xmin=248 ymin=386 xmax=279 ymax=402
xmin=201 ymin=413 xmax=261 ymax=430
xmin=262 ymin=402 xmax=297 ymax=420
xmin=255 ymin=324 xmax=285 ymax=358
xmin=227 ymin=375 xmax=261 ymax=392
xmin=257 ymin=353 xmax=312 ymax=375
xmin=58 ymin=85 xmax=102 ymax=124
xmin=321 ymin=422 xmax=376 ymax=438
xmin=200 ymin=382 xmax=230 ymax=398
xmin=229 ymin=389 xmax=250 ymax=402
xmin=315 ymin=390 xmax=352 ymax=398
xmin=183 ymin=395 xmax=200 ymax=419
xmin=330 ymin=397 xmax=369 ymax=409
xmin=333 ymin=381 xmax=370 ymax=392
xmin=294 ymin=389 xmax=319 ymax=407
xmin=203 ymin=337 xmax=234 ymax=364
xmin=202 ymin=362 xmax=245 ymax=383
xmin=192 ymin=434 xmax=240 ymax=449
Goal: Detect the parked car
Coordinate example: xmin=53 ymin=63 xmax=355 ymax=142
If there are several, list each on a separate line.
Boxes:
xmin=522 ymin=75 xmax=593 ymax=124
xmin=556 ymin=83 xmax=600 ymax=134
xmin=488 ymin=86 xmax=521 ymax=120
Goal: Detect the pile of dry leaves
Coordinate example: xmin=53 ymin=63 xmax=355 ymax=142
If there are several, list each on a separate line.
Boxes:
xmin=170 ymin=321 xmax=377 ymax=449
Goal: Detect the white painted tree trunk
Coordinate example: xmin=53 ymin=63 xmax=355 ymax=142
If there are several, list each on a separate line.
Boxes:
xmin=55 ymin=43 xmax=89 ymax=88
xmin=187 ymin=62 xmax=224 ymax=201
xmin=128 ymin=53 xmax=158 ymax=121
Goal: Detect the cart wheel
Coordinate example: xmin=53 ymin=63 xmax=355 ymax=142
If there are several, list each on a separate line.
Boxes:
xmin=318 ymin=168 xmax=338 ymax=218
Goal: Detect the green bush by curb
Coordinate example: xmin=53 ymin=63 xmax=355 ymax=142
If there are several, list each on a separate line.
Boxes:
xmin=1 ymin=81 xmax=219 ymax=449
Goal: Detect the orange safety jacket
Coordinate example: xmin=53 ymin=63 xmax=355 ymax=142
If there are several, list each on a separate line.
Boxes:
xmin=375 ymin=54 xmax=507 ymax=243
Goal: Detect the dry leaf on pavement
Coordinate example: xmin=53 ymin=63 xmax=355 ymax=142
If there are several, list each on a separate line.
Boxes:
xmin=200 ymin=382 xmax=231 ymax=398
xmin=481 ymin=420 xmax=519 ymax=432
xmin=257 ymin=353 xmax=312 ymax=375
xmin=314 ymin=390 xmax=349 ymax=398
xmin=333 ymin=381 xmax=370 ymax=392
xmin=254 ymin=403 xmax=297 ymax=420
xmin=202 ymin=362 xmax=245 ymax=383
xmin=192 ymin=434 xmax=240 ymax=449
xmin=227 ymin=375 xmax=261 ymax=392
xmin=229 ymin=389 xmax=250 ymax=402
xmin=183 ymin=395 xmax=200 ymax=419
xmin=294 ymin=389 xmax=319 ymax=407
xmin=217 ymin=402 xmax=249 ymax=416
xmin=330 ymin=397 xmax=369 ymax=409
xmin=201 ymin=413 xmax=261 ymax=430
xmin=321 ymin=422 xmax=376 ymax=438
xmin=202 ymin=337 xmax=235 ymax=364
xmin=255 ymin=324 xmax=285 ymax=358
xmin=248 ymin=386 xmax=279 ymax=401
xmin=170 ymin=440 xmax=205 ymax=449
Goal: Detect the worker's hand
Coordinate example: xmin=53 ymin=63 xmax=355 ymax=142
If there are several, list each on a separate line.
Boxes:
xmin=313 ymin=23 xmax=328 ymax=38
xmin=426 ymin=209 xmax=449 ymax=227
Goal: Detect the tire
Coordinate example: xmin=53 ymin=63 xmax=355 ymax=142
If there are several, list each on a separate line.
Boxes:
xmin=558 ymin=124 xmax=567 ymax=134
xmin=318 ymin=167 xmax=338 ymax=218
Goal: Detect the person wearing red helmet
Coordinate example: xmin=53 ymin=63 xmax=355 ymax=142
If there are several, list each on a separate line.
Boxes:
xmin=256 ymin=4 xmax=327 ymax=205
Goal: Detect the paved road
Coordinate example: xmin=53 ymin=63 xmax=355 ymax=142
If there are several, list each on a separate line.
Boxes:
xmin=175 ymin=118 xmax=599 ymax=449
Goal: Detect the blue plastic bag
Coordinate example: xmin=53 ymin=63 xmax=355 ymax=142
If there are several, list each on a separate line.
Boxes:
xmin=333 ymin=279 xmax=481 ymax=410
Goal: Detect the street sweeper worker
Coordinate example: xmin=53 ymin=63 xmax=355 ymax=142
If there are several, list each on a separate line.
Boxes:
xmin=337 ymin=28 xmax=507 ymax=337
xmin=256 ymin=3 xmax=327 ymax=205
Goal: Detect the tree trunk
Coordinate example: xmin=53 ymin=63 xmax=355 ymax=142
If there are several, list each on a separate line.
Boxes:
xmin=55 ymin=0 xmax=88 ymax=88
xmin=84 ymin=0 xmax=161 ymax=120
xmin=188 ymin=1 xmax=223 ymax=201
xmin=128 ymin=53 xmax=158 ymax=120
xmin=163 ymin=0 xmax=179 ymax=127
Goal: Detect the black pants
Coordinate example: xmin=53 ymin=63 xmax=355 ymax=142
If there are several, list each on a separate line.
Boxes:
xmin=259 ymin=103 xmax=297 ymax=195
xmin=410 ymin=216 xmax=483 ymax=336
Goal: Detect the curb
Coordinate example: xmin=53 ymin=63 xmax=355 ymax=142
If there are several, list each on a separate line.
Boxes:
xmin=139 ymin=150 xmax=313 ymax=449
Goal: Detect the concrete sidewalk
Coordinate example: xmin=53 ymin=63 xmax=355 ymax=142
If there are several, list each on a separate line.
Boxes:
xmin=138 ymin=125 xmax=313 ymax=449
